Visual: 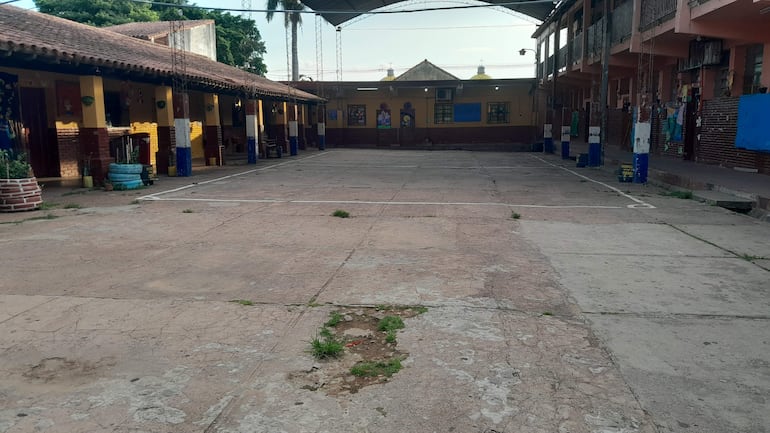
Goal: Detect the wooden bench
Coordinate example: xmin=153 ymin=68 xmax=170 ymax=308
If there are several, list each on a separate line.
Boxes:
xmin=263 ymin=136 xmax=282 ymax=158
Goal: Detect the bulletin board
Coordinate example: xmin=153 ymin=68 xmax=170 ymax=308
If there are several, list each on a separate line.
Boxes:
xmin=735 ymin=94 xmax=770 ymax=152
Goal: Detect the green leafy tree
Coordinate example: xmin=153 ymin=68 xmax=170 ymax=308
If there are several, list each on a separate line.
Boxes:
xmin=266 ymin=0 xmax=305 ymax=81
xmin=34 ymin=0 xmax=159 ymax=27
xmin=34 ymin=0 xmax=267 ymax=75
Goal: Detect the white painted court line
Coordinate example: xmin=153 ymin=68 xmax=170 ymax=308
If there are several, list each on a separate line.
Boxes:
xmin=531 ymin=155 xmax=656 ymax=209
xmin=138 ymin=152 xmax=331 ymax=201
xmin=139 ymin=196 xmax=624 ymax=209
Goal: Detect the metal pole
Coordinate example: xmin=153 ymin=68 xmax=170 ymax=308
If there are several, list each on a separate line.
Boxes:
xmin=599 ymin=1 xmax=612 ymax=166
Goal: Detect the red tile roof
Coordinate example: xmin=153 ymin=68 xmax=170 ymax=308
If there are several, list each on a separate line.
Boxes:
xmin=0 ymin=6 xmax=321 ymax=102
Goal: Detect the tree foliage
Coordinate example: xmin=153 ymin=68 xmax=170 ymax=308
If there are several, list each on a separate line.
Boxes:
xmin=34 ymin=0 xmax=267 ymax=75
xmin=34 ymin=0 xmax=159 ymax=27
xmin=266 ymin=0 xmax=305 ymax=81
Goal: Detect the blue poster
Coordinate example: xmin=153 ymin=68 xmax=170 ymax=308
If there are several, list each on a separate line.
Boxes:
xmin=735 ymin=94 xmax=770 ymax=152
xmin=453 ymin=103 xmax=481 ymax=122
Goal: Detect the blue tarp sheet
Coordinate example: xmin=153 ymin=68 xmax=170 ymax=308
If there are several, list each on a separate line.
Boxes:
xmin=735 ymin=94 xmax=770 ymax=153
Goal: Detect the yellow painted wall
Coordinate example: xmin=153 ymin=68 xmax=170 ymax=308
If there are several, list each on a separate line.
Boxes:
xmin=130 ymin=122 xmax=159 ymax=167
xmin=325 ymin=83 xmax=534 ymax=129
xmin=191 ymin=121 xmax=204 ymax=159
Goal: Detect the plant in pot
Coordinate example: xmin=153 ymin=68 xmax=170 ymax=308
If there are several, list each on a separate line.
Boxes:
xmin=0 ymin=149 xmax=43 ymax=212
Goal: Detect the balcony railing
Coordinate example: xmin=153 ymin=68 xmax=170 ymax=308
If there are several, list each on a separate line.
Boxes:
xmin=612 ymin=0 xmax=633 ymax=43
xmin=586 ymin=18 xmax=605 ymax=57
xmin=640 ymin=0 xmax=677 ymax=30
xmin=572 ymin=33 xmax=582 ymax=63
xmin=558 ymin=45 xmax=568 ymax=70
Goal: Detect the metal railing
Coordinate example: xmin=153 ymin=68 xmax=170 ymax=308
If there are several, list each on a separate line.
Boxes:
xmin=558 ymin=45 xmax=568 ymax=70
xmin=612 ymin=1 xmax=633 ymax=43
xmin=640 ymin=0 xmax=677 ymax=30
xmin=571 ymin=33 xmax=582 ymax=63
xmin=587 ymin=18 xmax=604 ymax=57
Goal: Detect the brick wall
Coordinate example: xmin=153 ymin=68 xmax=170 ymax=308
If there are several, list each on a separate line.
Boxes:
xmin=56 ymin=127 xmax=80 ymax=178
xmin=698 ymin=97 xmax=770 ymax=174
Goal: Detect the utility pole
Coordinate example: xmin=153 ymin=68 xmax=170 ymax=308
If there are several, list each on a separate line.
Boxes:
xmin=599 ymin=0 xmax=612 ymax=166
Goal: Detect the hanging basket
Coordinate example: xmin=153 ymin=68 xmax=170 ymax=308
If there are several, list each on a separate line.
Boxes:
xmin=0 ymin=177 xmax=43 ymax=212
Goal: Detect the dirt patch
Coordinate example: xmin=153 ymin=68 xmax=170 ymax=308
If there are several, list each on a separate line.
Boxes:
xmin=289 ymin=306 xmax=425 ymax=396
xmin=23 ymin=356 xmax=115 ymax=384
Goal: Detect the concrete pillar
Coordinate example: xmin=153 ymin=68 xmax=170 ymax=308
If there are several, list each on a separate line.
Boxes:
xmin=256 ymin=99 xmax=265 ymax=157
xmin=318 ymin=105 xmax=326 ymax=150
xmin=203 ymin=93 xmax=222 ymax=166
xmin=588 ymin=126 xmax=601 ymax=166
xmin=173 ymin=91 xmax=192 ymax=177
xmin=245 ymin=99 xmax=258 ymax=164
xmin=543 ymin=123 xmax=554 ymax=153
xmin=632 ymin=106 xmax=650 ymax=183
xmin=288 ymin=103 xmax=298 ymax=156
xmin=561 ymin=125 xmax=571 ymax=159
xmin=78 ymin=75 xmax=110 ymax=180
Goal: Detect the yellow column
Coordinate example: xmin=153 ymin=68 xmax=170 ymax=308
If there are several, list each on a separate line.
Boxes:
xmin=204 ymin=93 xmax=220 ymax=125
xmin=155 ymin=86 xmax=174 ymax=127
xmin=79 ymin=76 xmax=106 ymax=128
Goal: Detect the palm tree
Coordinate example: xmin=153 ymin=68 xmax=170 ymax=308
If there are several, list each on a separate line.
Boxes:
xmin=266 ymin=0 xmax=305 ymax=81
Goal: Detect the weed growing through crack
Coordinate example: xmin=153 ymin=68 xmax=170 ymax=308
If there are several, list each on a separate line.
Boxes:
xmin=63 ymin=203 xmax=81 ymax=209
xmin=39 ymin=202 xmax=59 ymax=210
xmin=511 ymin=211 xmax=521 ymax=219
xmin=378 ymin=316 xmax=405 ymax=332
xmin=325 ymin=312 xmax=343 ymax=327
xmin=740 ymin=253 xmax=765 ymax=262
xmin=542 ymin=311 xmax=553 ymax=316
xmin=182 ymin=209 xmax=194 ymax=213
xmin=231 ymin=299 xmax=254 ymax=306
xmin=662 ymin=190 xmax=693 ymax=199
xmin=332 ymin=209 xmax=350 ymax=218
xmin=310 ymin=327 xmax=344 ymax=359
xmin=385 ymin=330 xmax=397 ymax=344
xmin=350 ymin=358 xmax=402 ymax=377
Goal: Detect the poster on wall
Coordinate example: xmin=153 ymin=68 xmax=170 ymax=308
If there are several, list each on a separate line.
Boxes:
xmin=348 ymin=105 xmax=366 ymax=126
xmin=56 ymin=81 xmax=82 ymax=118
xmin=376 ymin=109 xmax=391 ymax=129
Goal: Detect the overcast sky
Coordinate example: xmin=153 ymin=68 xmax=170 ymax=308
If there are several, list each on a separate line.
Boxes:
xmin=12 ymin=0 xmax=540 ymax=81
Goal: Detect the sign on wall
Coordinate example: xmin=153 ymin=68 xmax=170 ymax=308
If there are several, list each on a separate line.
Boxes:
xmin=735 ymin=94 xmax=770 ymax=152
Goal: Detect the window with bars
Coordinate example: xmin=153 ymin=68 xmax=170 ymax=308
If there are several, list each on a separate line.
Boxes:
xmin=348 ymin=105 xmax=366 ymax=126
xmin=743 ymin=44 xmax=764 ymax=95
xmin=434 ymin=103 xmax=453 ymax=124
xmin=487 ymin=102 xmax=510 ymax=124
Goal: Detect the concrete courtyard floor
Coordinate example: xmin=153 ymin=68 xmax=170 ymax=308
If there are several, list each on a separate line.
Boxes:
xmin=0 ymin=149 xmax=768 ymax=433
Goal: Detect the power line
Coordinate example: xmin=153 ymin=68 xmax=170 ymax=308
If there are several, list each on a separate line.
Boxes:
xmin=344 ymin=24 xmax=535 ymax=31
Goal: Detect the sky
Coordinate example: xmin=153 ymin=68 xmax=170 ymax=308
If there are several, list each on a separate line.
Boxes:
xmin=11 ymin=0 xmax=541 ymax=82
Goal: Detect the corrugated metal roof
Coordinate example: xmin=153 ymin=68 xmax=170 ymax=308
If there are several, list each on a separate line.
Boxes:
xmin=302 ymin=0 xmax=552 ymax=26
xmin=0 ymin=6 xmax=322 ymax=102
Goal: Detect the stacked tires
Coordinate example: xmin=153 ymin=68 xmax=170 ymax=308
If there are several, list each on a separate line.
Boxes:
xmin=108 ymin=163 xmax=144 ymax=190
xmin=0 ymin=177 xmax=42 ymax=212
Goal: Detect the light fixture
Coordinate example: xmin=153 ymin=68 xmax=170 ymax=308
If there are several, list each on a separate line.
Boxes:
xmin=494 ymin=86 xmax=500 ymax=91
xmin=424 ymin=87 xmax=428 ymax=92
xmin=356 ymin=87 xmax=378 ymax=91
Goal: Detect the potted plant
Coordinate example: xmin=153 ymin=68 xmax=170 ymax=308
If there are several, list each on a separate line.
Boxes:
xmin=0 ymin=149 xmax=42 ymax=212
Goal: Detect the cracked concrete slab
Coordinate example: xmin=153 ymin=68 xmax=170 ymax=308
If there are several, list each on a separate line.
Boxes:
xmin=2 ymin=149 xmax=765 ymax=433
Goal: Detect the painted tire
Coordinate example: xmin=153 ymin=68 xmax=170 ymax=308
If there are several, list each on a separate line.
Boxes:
xmin=108 ymin=172 xmax=142 ymax=182
xmin=108 ymin=163 xmax=144 ymax=174
xmin=112 ymin=179 xmax=144 ymax=190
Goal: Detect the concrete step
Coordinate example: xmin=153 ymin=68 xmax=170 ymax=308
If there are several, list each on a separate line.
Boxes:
xmin=692 ymin=190 xmax=754 ymax=212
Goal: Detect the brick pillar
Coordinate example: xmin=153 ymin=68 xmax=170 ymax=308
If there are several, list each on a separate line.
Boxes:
xmin=78 ymin=76 xmax=109 ymax=180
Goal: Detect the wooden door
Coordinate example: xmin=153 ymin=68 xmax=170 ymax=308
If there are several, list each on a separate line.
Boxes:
xmin=20 ymin=87 xmax=58 ymax=177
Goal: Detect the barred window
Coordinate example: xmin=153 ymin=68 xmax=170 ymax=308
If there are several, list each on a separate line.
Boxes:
xmin=487 ymin=102 xmax=510 ymax=124
xmin=348 ymin=105 xmax=366 ymax=126
xmin=434 ymin=103 xmax=453 ymax=124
